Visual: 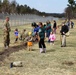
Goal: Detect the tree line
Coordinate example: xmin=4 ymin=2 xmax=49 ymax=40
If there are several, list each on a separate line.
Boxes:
xmin=0 ymin=0 xmax=65 ymax=18
xmin=0 ymin=0 xmax=76 ymax=19
xmin=0 ymin=0 xmax=40 ymax=14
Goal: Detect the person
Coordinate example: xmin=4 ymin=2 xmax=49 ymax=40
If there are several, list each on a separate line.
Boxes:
xmin=14 ymin=28 xmax=19 ymax=43
xmin=71 ymin=21 xmax=74 ymax=29
xmin=45 ymin=20 xmax=52 ymax=42
xmin=49 ymin=31 xmax=56 ymax=45
xmin=60 ymin=22 xmax=69 ymax=47
xmin=44 ymin=24 xmax=46 ymax=28
xmin=31 ymin=22 xmax=39 ymax=42
xmin=3 ymin=16 xmax=11 ymax=49
xmin=27 ymin=32 xmax=33 ymax=51
xmin=66 ymin=20 xmax=70 ymax=30
xmin=53 ymin=20 xmax=57 ymax=34
xmin=38 ymin=22 xmax=46 ymax=53
xmin=31 ymin=22 xmax=37 ymax=36
xmin=19 ymin=29 xmax=26 ymax=41
xmin=31 ymin=22 xmax=39 ymax=36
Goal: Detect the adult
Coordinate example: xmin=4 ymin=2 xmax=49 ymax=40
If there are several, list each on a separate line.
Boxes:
xmin=31 ymin=22 xmax=39 ymax=36
xmin=53 ymin=20 xmax=57 ymax=34
xmin=71 ymin=21 xmax=74 ymax=29
xmin=3 ymin=16 xmax=11 ymax=49
xmin=66 ymin=20 xmax=70 ymax=30
xmin=31 ymin=22 xmax=39 ymax=42
xmin=38 ymin=22 xmax=46 ymax=53
xmin=45 ymin=20 xmax=52 ymax=42
xmin=60 ymin=23 xmax=69 ymax=47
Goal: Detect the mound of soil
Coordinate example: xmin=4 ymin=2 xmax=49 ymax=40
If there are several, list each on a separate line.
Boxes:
xmin=62 ymin=61 xmax=74 ymax=66
xmin=0 ymin=44 xmax=26 ymax=63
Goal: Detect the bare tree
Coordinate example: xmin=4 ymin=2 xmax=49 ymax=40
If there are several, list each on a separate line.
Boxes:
xmin=64 ymin=7 xmax=73 ymax=20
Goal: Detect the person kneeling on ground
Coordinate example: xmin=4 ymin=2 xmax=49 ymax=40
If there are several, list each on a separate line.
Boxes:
xmin=19 ymin=29 xmax=26 ymax=41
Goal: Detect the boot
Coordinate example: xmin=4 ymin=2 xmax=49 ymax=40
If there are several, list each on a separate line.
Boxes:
xmin=40 ymin=48 xmax=43 ymax=53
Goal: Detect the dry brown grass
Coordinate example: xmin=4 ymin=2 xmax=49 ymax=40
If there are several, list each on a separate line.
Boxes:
xmin=0 ymin=19 xmax=76 ymax=75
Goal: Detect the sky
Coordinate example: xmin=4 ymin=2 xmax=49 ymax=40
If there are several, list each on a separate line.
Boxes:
xmin=16 ymin=0 xmax=68 ymax=13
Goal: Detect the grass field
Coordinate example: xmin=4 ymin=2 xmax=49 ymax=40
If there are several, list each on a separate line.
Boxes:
xmin=0 ymin=20 xmax=76 ymax=75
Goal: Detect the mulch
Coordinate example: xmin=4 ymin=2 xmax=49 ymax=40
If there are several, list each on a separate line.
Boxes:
xmin=0 ymin=43 xmax=27 ymax=63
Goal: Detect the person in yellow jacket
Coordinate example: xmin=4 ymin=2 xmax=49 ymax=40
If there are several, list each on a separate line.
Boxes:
xmin=27 ymin=32 xmax=33 ymax=51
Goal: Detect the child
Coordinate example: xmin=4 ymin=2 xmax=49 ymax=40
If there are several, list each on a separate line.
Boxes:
xmin=19 ymin=29 xmax=26 ymax=41
xmin=27 ymin=32 xmax=33 ymax=51
xmin=14 ymin=28 xmax=19 ymax=43
xmin=49 ymin=31 xmax=56 ymax=45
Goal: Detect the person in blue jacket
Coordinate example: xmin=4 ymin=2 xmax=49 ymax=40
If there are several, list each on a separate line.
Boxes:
xmin=14 ymin=28 xmax=19 ymax=43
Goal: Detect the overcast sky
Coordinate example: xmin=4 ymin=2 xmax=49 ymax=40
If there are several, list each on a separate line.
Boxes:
xmin=16 ymin=0 xmax=68 ymax=13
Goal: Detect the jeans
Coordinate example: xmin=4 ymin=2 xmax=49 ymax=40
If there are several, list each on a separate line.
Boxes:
xmin=39 ymin=38 xmax=46 ymax=48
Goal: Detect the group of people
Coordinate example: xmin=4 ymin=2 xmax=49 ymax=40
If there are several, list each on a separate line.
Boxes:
xmin=3 ymin=16 xmax=27 ymax=49
xmin=31 ymin=21 xmax=57 ymax=53
xmin=14 ymin=28 xmax=26 ymax=43
xmin=3 ymin=16 xmax=74 ymax=53
xmin=66 ymin=20 xmax=74 ymax=29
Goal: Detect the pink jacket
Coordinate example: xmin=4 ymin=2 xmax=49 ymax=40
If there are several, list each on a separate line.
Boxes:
xmin=49 ymin=34 xmax=56 ymax=41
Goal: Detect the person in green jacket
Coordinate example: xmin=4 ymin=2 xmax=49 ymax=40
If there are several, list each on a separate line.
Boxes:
xmin=38 ymin=22 xmax=46 ymax=53
xmin=45 ymin=20 xmax=52 ymax=42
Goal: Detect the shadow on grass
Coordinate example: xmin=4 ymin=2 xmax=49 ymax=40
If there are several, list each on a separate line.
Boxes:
xmin=32 ymin=48 xmax=39 ymax=51
xmin=47 ymin=49 xmax=56 ymax=53
xmin=66 ymin=44 xmax=76 ymax=47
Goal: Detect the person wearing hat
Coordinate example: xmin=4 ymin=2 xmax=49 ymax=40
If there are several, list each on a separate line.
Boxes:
xmin=3 ymin=16 xmax=11 ymax=49
xmin=27 ymin=32 xmax=33 ymax=51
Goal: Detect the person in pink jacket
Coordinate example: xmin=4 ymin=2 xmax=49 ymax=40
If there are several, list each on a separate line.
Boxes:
xmin=49 ymin=31 xmax=56 ymax=45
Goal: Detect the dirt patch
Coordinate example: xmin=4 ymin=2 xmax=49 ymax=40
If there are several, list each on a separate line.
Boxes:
xmin=62 ymin=61 xmax=74 ymax=66
xmin=0 ymin=44 xmax=27 ymax=64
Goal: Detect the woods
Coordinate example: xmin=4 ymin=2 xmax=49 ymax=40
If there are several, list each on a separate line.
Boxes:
xmin=0 ymin=0 xmax=76 ymax=19
xmin=64 ymin=0 xmax=76 ymax=20
xmin=0 ymin=0 xmax=64 ymax=18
